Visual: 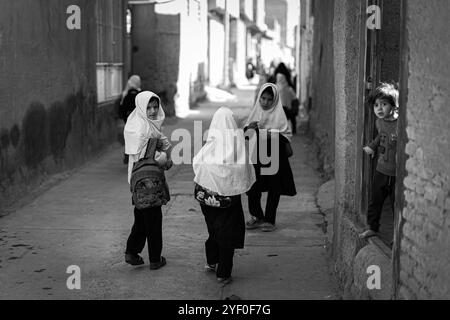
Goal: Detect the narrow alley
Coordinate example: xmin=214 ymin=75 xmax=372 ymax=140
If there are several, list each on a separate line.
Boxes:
xmin=0 ymin=87 xmax=337 ymax=300
xmin=1 ymin=0 xmax=450 ymax=302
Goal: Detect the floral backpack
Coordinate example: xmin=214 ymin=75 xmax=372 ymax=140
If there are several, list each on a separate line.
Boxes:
xmin=130 ymin=138 xmax=170 ymax=209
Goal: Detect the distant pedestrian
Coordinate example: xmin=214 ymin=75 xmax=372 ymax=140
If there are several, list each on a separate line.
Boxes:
xmin=124 ymin=91 xmax=173 ymax=270
xmin=244 ymin=83 xmax=297 ymax=232
xmin=274 ymin=62 xmax=295 ymax=90
xmin=277 ymin=73 xmax=299 ymax=134
xmin=246 ymin=58 xmax=256 ymax=80
xmin=359 ymin=83 xmax=399 ymax=239
xmin=266 ymin=61 xmax=277 ymax=84
xmin=120 ymin=75 xmax=142 ymax=164
xmin=120 ymin=75 xmax=142 ymax=122
xmin=193 ymin=107 xmax=256 ymax=284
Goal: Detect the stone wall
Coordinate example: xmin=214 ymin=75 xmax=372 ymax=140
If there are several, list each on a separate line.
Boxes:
xmin=0 ymin=0 xmax=119 ymax=212
xmin=131 ymin=4 xmax=180 ymax=117
xmin=309 ymin=0 xmax=335 ymax=178
xmin=398 ymin=0 xmax=450 ymax=300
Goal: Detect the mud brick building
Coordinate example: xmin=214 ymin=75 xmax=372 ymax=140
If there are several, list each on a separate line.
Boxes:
xmin=0 ymin=0 xmax=127 ymax=212
xmin=302 ymin=0 xmax=450 ymax=299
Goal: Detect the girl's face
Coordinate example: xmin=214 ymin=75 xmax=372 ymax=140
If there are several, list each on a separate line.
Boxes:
xmin=147 ymin=100 xmax=159 ymax=120
xmin=373 ymin=98 xmax=394 ymax=119
xmin=259 ymin=92 xmax=274 ymax=110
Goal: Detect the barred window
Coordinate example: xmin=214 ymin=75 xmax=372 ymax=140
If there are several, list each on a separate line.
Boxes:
xmin=96 ymin=0 xmax=123 ymax=103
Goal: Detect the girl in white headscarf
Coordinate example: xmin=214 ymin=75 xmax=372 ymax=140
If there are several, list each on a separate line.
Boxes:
xmin=123 ymin=91 xmax=172 ymax=270
xmin=244 ymin=83 xmax=296 ymax=233
xmin=193 ymin=107 xmax=255 ymax=284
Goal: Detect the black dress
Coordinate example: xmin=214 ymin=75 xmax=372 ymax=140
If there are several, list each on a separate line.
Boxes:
xmin=195 ymin=184 xmax=245 ymax=249
xmin=196 ymin=185 xmax=245 ymax=278
xmin=246 ymin=128 xmax=297 ymax=197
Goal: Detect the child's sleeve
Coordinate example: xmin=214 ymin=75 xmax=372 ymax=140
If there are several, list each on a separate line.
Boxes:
xmin=159 ymin=133 xmax=172 ymax=156
xmin=366 ymin=120 xmax=381 ymax=151
xmin=367 ymin=135 xmax=380 ymax=151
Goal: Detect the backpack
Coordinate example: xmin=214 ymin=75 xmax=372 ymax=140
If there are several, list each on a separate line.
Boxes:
xmin=194 ymin=183 xmax=236 ymax=209
xmin=130 ymin=138 xmax=170 ymax=209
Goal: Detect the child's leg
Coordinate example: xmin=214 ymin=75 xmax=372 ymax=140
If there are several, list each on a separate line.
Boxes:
xmin=291 ymin=114 xmax=297 ymax=134
xmin=205 ymin=239 xmax=220 ymax=266
xmin=247 ymin=188 xmax=265 ymax=221
xmin=265 ymin=191 xmax=281 ymax=225
xmin=367 ymin=171 xmax=389 ymax=232
xmin=201 ymin=206 xmax=220 ymax=265
xmin=217 ymin=246 xmax=235 ymax=279
xmin=144 ymin=206 xmax=163 ymax=263
xmin=125 ymin=207 xmax=147 ymax=255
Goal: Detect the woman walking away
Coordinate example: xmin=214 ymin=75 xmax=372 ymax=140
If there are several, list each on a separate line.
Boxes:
xmin=124 ymin=91 xmax=173 ymax=270
xmin=120 ymin=75 xmax=142 ymax=122
xmin=244 ymin=83 xmax=297 ymax=232
xmin=120 ymin=75 xmax=142 ymax=164
xmin=193 ymin=107 xmax=256 ymax=284
xmin=277 ymin=73 xmax=299 ymax=134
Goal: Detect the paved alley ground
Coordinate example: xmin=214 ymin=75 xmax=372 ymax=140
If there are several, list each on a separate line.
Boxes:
xmin=0 ymin=87 xmax=338 ymax=300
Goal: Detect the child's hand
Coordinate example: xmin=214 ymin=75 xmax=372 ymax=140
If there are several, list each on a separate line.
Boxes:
xmin=156 ymin=139 xmax=164 ymax=151
xmin=247 ymin=121 xmax=259 ymax=130
xmin=163 ymin=158 xmax=173 ymax=171
xmin=205 ymin=196 xmax=220 ymax=207
xmin=363 ymin=146 xmax=375 ymax=156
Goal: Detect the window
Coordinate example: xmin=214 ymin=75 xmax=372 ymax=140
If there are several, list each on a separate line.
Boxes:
xmin=96 ymin=0 xmax=124 ymax=103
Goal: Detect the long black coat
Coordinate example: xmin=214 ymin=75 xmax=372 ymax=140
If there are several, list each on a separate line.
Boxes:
xmin=246 ymin=129 xmax=297 ymax=196
xmin=200 ymin=196 xmax=245 ymax=249
xmin=119 ymin=89 xmax=140 ymax=122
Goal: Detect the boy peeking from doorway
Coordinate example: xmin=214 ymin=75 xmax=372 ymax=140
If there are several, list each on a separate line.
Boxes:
xmin=360 ymin=83 xmax=399 ymax=239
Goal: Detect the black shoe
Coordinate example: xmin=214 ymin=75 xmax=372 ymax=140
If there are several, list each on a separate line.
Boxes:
xmin=217 ymin=276 xmax=233 ymax=285
xmin=150 ymin=256 xmax=167 ymax=270
xmin=204 ymin=263 xmax=217 ymax=272
xmin=125 ymin=253 xmax=144 ymax=266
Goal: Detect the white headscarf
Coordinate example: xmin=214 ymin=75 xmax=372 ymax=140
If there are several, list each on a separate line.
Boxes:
xmin=124 ymin=91 xmax=165 ymax=157
xmin=245 ymin=83 xmax=292 ymax=142
xmin=193 ymin=107 xmax=256 ymax=197
xmin=121 ymin=75 xmax=141 ymax=104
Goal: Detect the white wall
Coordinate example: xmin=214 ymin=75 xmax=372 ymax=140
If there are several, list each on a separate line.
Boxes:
xmin=208 ymin=18 xmax=225 ymax=87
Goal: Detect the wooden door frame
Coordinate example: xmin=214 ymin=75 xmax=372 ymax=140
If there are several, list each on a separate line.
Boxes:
xmin=356 ymin=0 xmax=382 ymax=225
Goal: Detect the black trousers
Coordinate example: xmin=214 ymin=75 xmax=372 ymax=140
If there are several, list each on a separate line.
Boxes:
xmin=248 ymin=187 xmax=281 ymax=225
xmin=201 ymin=205 xmax=237 ymax=279
xmin=126 ymin=206 xmax=163 ymax=263
xmin=367 ymin=171 xmax=396 ymax=232
xmin=205 ymin=237 xmax=235 ymax=279
xmin=283 ymin=107 xmax=297 ymax=134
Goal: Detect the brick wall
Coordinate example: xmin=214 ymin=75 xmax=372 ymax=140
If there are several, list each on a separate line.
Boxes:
xmin=399 ymin=0 xmax=450 ymax=299
xmin=0 ymin=0 xmax=119 ymax=211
